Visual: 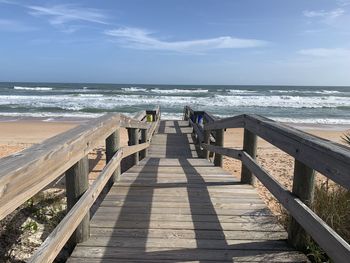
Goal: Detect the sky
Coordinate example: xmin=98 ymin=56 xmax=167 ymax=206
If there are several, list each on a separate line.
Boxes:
xmin=0 ymin=0 xmax=350 ymax=85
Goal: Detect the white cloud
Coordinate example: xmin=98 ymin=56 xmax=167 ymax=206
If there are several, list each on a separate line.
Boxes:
xmin=105 ymin=27 xmax=267 ymax=52
xmin=303 ymin=8 xmax=345 ymax=19
xmin=297 ymin=48 xmax=350 ymax=57
xmin=28 ymin=4 xmax=107 ymax=26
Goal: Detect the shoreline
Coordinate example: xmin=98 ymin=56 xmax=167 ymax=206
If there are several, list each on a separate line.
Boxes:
xmin=0 ymin=117 xmax=348 ymax=160
xmin=0 ymin=115 xmax=350 ymax=129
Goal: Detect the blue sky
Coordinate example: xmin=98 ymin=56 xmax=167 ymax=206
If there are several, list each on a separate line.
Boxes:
xmin=0 ymin=0 xmax=350 ymax=85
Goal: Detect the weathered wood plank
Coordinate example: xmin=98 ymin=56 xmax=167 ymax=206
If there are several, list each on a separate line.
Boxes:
xmin=106 ymin=130 xmax=121 ymax=183
xmin=138 ymin=158 xmax=215 ymax=166
xmin=89 ymin=227 xmax=287 ymax=240
xmin=79 ymin=236 xmax=294 ymax=250
xmin=288 ymin=159 xmax=315 ymax=250
xmin=126 ymin=166 xmax=232 ymax=174
xmin=241 ymin=129 xmax=257 ymax=185
xmin=94 ymin=206 xmax=271 ymax=216
xmin=98 ymin=200 xmax=266 ymax=209
xmin=214 ymin=129 xmax=224 ymax=167
xmin=69 ymin=246 xmax=306 ymax=262
xmin=65 ymin=156 xmax=90 ymax=244
xmin=120 ymin=114 xmax=149 ymax=129
xmin=91 ymin=213 xmax=274 ymax=224
xmin=89 ymin=220 xmax=283 ymax=231
xmin=201 ymin=144 xmax=241 ymax=160
xmin=102 ymin=193 xmax=262 ymax=202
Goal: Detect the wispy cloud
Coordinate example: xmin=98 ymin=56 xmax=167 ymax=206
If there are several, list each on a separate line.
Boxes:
xmin=26 ymin=4 xmax=108 ymax=33
xmin=303 ymin=8 xmax=345 ymax=19
xmin=297 ymin=48 xmax=350 ymax=57
xmin=0 ymin=18 xmax=37 ymax=31
xmin=105 ymin=27 xmax=267 ymax=53
xmin=28 ymin=4 xmax=107 ymax=25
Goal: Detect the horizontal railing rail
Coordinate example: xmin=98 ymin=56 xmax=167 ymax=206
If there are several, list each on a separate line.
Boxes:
xmin=184 ymin=105 xmax=350 ymax=263
xmin=29 ymin=142 xmax=149 ymax=263
xmin=0 ymin=107 xmax=160 ymax=263
xmin=0 ymin=113 xmax=150 ymax=220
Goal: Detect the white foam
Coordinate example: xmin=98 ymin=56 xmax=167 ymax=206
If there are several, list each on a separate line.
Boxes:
xmin=151 ymin=88 xmax=208 ymax=94
xmin=269 ymin=89 xmax=347 ymax=95
xmin=228 ymin=89 xmax=256 ymax=94
xmin=122 ymin=87 xmax=148 ymax=92
xmin=14 ymin=86 xmax=53 ymax=91
xmin=1 ymin=94 xmax=349 ymax=111
xmin=77 ymin=94 xmax=104 ymax=97
xmin=272 ymin=117 xmax=350 ymax=125
xmin=213 ymin=95 xmax=350 ymax=108
xmin=0 ymin=111 xmax=101 ymax=118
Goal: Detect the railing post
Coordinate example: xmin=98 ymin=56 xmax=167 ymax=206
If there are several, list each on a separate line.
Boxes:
xmin=288 ymin=159 xmax=315 ymax=250
xmin=140 ymin=128 xmax=148 ymax=160
xmin=65 ymin=156 xmax=90 ymax=244
xmin=106 ymin=129 xmax=121 ymax=183
xmin=203 ymin=129 xmax=210 ymax=160
xmin=241 ymin=129 xmax=257 ymax=185
xmin=214 ymin=129 xmax=224 ymax=167
xmin=129 ymin=128 xmax=139 ymax=165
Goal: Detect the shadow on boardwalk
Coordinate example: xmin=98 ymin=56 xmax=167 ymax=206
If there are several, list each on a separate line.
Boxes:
xmin=68 ymin=120 xmax=305 ymax=262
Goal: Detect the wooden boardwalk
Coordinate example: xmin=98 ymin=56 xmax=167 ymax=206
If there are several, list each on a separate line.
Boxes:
xmin=68 ymin=120 xmax=307 ymax=262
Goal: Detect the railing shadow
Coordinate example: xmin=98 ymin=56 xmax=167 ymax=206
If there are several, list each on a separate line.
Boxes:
xmin=103 ymin=157 xmax=159 ymax=258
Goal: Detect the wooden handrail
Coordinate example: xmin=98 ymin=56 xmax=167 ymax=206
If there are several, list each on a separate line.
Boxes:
xmin=185 ymin=106 xmax=350 ymax=262
xmin=205 ymin=114 xmax=350 ymax=189
xmin=29 ymin=142 xmax=150 ymax=263
xmin=0 ymin=107 xmax=162 ymax=263
xmin=0 ymin=110 xmax=157 ymax=220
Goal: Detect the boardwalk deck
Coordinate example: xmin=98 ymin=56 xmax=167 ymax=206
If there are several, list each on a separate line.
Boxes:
xmin=68 ymin=120 xmax=307 ymax=262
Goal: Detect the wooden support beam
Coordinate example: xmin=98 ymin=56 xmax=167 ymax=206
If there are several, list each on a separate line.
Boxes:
xmin=105 ymin=130 xmax=121 ymax=184
xmin=288 ymin=160 xmax=315 ymax=250
xmin=128 ymin=128 xmax=139 ymax=165
xmin=214 ymin=129 xmax=224 ymax=167
xmin=241 ymin=129 xmax=257 ymax=185
xmin=65 ymin=156 xmax=90 ymax=244
xmin=139 ymin=129 xmax=148 ymax=160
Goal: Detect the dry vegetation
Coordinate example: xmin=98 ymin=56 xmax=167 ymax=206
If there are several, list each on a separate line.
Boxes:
xmin=0 ymin=189 xmax=67 ymax=262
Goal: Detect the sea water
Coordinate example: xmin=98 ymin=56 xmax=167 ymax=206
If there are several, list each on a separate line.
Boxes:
xmin=0 ymin=82 xmax=349 ymax=125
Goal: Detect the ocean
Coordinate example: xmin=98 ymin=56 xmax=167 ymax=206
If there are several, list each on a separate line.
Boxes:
xmin=0 ymin=82 xmax=349 ymax=125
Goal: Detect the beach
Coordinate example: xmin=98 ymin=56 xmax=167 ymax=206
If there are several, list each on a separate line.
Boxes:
xmin=0 ymin=118 xmax=349 ymax=261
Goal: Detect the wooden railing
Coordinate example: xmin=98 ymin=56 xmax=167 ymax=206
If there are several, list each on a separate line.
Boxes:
xmin=0 ymin=106 xmax=160 ymax=263
xmin=184 ymin=105 xmax=350 ymax=263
